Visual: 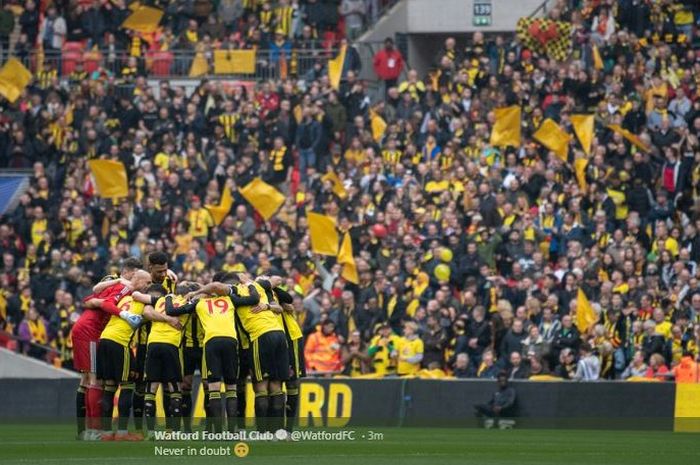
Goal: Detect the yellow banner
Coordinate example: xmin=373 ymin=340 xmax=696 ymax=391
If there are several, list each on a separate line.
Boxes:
xmin=206 ymin=186 xmax=233 ymax=226
xmin=575 ymin=288 xmax=598 ymax=334
xmin=490 ymin=106 xmax=521 ymax=147
xmin=239 ymin=178 xmax=285 ymax=221
xmin=328 ymin=45 xmax=347 ymax=90
xmin=214 ymin=50 xmax=256 ymax=74
xmin=338 ymin=232 xmax=359 ymax=284
xmin=88 ymin=160 xmax=128 ymax=199
xmin=608 ymin=124 xmax=650 ymax=152
xmin=308 ymin=212 xmax=339 ymax=256
xmin=571 ymin=114 xmax=594 ymax=155
xmin=122 ymin=6 xmax=163 ymax=33
xmin=0 ymin=58 xmax=32 ymax=103
xmin=533 ymin=118 xmax=571 ymax=162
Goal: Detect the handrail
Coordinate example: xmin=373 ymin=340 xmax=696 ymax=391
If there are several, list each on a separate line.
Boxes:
xmin=1 ymin=329 xmax=61 ymax=358
xmin=1 ymin=47 xmax=339 ymax=80
xmin=528 ymin=0 xmax=553 ymax=18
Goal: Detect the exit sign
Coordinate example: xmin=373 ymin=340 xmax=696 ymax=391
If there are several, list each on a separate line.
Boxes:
xmin=473 ymin=1 xmax=492 ymax=26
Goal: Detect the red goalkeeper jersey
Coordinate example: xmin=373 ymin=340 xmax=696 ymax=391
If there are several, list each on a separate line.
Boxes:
xmin=72 ymin=284 xmax=132 ymax=340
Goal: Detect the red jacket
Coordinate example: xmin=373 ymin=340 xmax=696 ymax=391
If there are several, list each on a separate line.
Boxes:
xmin=373 ymin=48 xmax=404 ymax=80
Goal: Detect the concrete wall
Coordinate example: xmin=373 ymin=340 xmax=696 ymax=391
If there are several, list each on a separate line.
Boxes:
xmin=0 ymin=348 xmax=79 ymax=379
xmin=406 ymin=0 xmax=549 ymax=33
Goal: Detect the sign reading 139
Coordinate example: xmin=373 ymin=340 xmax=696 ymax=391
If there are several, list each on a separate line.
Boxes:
xmin=473 ymin=0 xmax=492 ymax=26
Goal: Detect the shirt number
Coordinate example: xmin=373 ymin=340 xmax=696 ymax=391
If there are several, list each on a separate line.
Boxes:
xmin=206 ymin=298 xmax=230 ymax=315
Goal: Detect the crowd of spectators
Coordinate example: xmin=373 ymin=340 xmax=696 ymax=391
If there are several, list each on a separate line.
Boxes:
xmin=1 ymin=0 xmax=700 ymax=384
xmin=0 ymin=0 xmax=393 ymax=78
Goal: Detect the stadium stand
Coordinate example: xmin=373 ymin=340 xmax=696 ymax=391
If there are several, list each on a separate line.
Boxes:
xmin=0 ymin=0 xmax=699 ymax=388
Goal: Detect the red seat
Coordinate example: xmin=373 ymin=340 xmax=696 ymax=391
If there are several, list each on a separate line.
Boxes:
xmin=62 ymin=42 xmax=84 ymax=75
xmin=147 ymin=51 xmax=173 ymax=76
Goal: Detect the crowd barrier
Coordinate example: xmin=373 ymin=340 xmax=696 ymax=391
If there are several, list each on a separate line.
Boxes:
xmin=2 ymin=377 xmax=698 ymax=432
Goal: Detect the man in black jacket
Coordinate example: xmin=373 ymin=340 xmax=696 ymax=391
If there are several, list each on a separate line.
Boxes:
xmin=474 ymin=372 xmax=517 ymax=428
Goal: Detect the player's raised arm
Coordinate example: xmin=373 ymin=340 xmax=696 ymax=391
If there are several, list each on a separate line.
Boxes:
xmin=165 ymin=295 xmax=197 ymax=316
xmin=185 ymin=281 xmax=230 ymax=300
xmin=92 ymin=278 xmax=125 ymax=294
xmin=144 ymin=302 xmax=182 ymax=330
xmin=229 ymin=284 xmax=260 ymax=307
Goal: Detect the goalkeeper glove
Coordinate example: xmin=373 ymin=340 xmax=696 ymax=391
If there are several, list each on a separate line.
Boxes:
xmin=119 ymin=310 xmax=143 ymax=329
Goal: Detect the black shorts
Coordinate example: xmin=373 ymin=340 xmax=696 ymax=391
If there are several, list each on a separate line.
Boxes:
xmin=202 ymin=337 xmax=238 ymax=384
xmin=288 ymin=337 xmax=306 ymax=381
xmin=133 ymin=344 xmax=147 ymax=381
xmin=250 ymin=331 xmax=288 ymax=383
xmin=145 ymin=343 xmax=182 ymax=383
xmin=182 ymin=346 xmax=203 ymax=377
xmin=96 ymin=339 xmax=132 ymax=383
xmin=238 ymin=347 xmax=251 ymax=383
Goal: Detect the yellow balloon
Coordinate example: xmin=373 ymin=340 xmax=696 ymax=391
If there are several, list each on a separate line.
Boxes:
xmin=434 ymin=263 xmax=451 ymax=281
xmin=439 ymin=248 xmax=453 ymax=262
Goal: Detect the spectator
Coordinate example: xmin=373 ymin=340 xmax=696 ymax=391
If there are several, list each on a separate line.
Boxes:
xmin=397 ymin=321 xmax=423 ymax=376
xmin=621 ymin=350 xmax=648 ymax=380
xmin=553 ymin=348 xmax=577 ymax=380
xmin=499 ymin=318 xmax=526 ymax=359
xmin=645 ymin=353 xmax=670 ymax=381
xmin=474 ymin=371 xmax=516 ymax=427
xmin=453 ymin=353 xmax=473 ymax=379
xmin=0 ymin=3 xmax=14 ymax=60
xmin=476 ymin=349 xmax=499 ymax=379
xmin=304 ymin=319 xmax=343 ymax=374
xmin=672 ymin=351 xmax=699 ymax=383
xmin=573 ymin=343 xmax=600 ymax=381
xmin=17 ymin=305 xmax=47 ymax=360
xmin=372 ymin=37 xmax=404 ymax=95
xmin=368 ymin=322 xmax=400 ymax=376
xmin=19 ymin=0 xmax=39 ymax=47
xmin=39 ymin=5 xmax=67 ymax=53
xmin=507 ymin=351 xmax=530 ymax=380
xmin=340 ymin=0 xmax=367 ymax=40
xmin=341 ymin=330 xmax=372 ymax=376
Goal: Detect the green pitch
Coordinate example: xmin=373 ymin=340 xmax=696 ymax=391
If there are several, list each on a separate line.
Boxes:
xmin=0 ymin=424 xmax=698 ymax=465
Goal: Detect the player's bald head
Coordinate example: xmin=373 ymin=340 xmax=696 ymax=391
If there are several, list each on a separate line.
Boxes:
xmin=131 ymin=270 xmax=152 ymax=290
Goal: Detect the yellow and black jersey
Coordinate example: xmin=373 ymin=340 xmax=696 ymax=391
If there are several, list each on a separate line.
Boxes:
xmin=165 ymin=284 xmax=261 ymax=344
xmin=234 ymin=282 xmax=283 ymax=342
xmin=148 ymin=295 xmax=189 ymax=347
xmin=100 ymin=297 xmax=145 ymax=347
xmin=381 ymin=149 xmax=402 ymax=169
xmin=275 ymin=5 xmax=294 ymax=36
xmin=195 ymin=296 xmax=238 ymax=344
xmin=270 ymin=146 xmax=289 ymax=173
xmin=218 ymin=113 xmax=240 ymax=143
xmin=183 ymin=312 xmax=205 ymax=348
xmin=260 ymin=281 xmax=303 ymax=341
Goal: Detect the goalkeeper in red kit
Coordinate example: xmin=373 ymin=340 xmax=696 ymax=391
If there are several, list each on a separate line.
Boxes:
xmin=71 ymin=258 xmax=145 ymax=440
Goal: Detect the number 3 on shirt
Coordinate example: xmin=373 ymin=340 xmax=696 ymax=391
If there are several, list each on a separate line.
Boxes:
xmin=206 ymin=298 xmax=230 ymax=315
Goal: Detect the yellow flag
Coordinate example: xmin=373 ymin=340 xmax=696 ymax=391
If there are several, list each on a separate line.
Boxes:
xmin=321 ymin=171 xmax=348 ymax=199
xmin=489 ymin=106 xmax=521 ymax=147
xmin=307 ymin=212 xmax=339 ymax=256
xmin=592 ymin=44 xmax=603 ymax=70
xmin=239 ymin=178 xmax=285 ymax=221
xmin=338 ymin=232 xmax=359 ymax=284
xmin=571 ymin=114 xmax=594 ymax=155
xmin=0 ymin=58 xmax=32 ymax=103
xmin=328 ymin=44 xmax=347 ymax=90
xmin=576 ymin=288 xmax=598 ymax=334
xmin=206 ymin=186 xmax=233 ymax=226
xmin=213 ymin=50 xmax=256 ymax=74
xmin=88 ymin=160 xmax=128 ymax=199
xmin=574 ymin=158 xmax=588 ymax=191
xmin=370 ymin=110 xmax=387 ymax=143
xmin=121 ymin=6 xmax=163 ymax=33
xmin=189 ymin=53 xmax=209 ymax=77
xmin=533 ymin=118 xmax=572 ymax=162
xmin=607 ymin=124 xmax=650 ymax=152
